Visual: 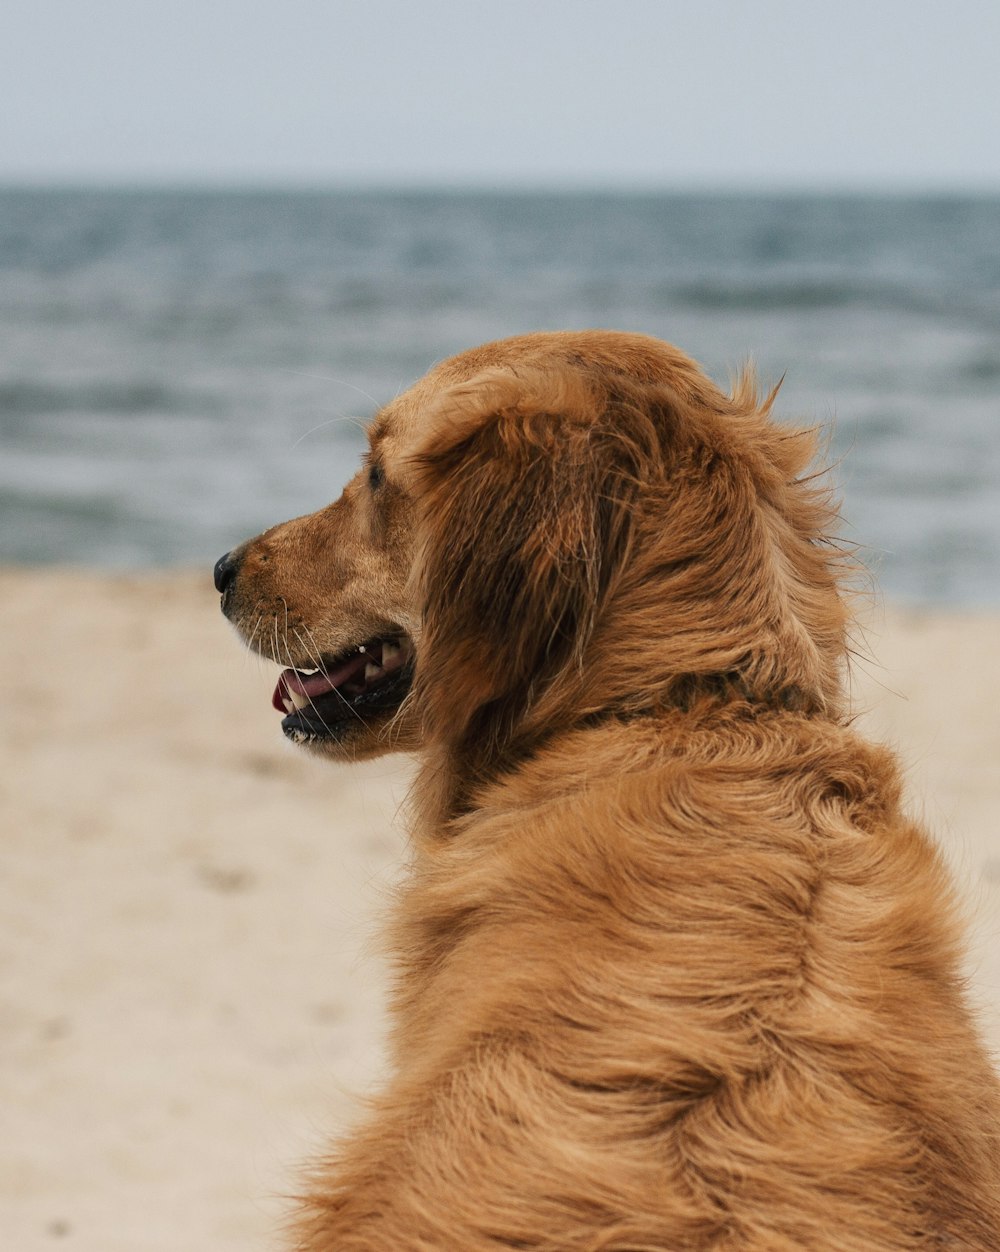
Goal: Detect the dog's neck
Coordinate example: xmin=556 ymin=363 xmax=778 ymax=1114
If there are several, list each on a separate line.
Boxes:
xmin=412 ymin=680 xmax=835 ymax=834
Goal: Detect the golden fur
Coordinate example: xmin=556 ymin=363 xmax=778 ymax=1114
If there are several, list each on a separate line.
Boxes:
xmin=219 ymin=331 xmax=1000 ymax=1249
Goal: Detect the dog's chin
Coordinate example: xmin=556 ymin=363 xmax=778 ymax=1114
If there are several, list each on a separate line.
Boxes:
xmin=269 ymin=634 xmax=419 ymax=760
xmin=293 ymin=705 xmax=422 ymax=761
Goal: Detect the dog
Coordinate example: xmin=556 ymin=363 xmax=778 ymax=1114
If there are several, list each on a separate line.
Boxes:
xmin=216 ymin=331 xmax=1000 ymax=1250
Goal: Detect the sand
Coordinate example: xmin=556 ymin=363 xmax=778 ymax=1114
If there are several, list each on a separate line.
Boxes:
xmin=1 ymin=567 xmax=998 ymax=1251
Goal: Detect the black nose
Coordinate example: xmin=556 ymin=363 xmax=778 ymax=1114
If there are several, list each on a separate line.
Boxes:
xmin=213 ymin=550 xmax=241 ymax=594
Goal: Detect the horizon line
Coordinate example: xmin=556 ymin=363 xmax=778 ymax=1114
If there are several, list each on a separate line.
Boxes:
xmin=2 ymin=175 xmax=1000 ymax=198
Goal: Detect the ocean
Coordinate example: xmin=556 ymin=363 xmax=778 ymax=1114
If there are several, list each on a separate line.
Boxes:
xmin=1 ymin=187 xmax=997 ymax=604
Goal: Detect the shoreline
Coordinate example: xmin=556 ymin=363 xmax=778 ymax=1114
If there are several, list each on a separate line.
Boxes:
xmin=2 ymin=567 xmax=998 ymax=1251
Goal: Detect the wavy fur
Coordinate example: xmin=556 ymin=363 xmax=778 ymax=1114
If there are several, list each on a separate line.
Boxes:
xmin=221 ymin=331 xmax=1000 ymax=1250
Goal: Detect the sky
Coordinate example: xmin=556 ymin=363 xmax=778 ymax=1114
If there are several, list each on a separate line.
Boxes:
xmin=3 ymin=0 xmax=999 ymax=190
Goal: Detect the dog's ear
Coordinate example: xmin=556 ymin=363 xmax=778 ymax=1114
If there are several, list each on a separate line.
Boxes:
xmin=402 ymin=366 xmax=650 ymax=748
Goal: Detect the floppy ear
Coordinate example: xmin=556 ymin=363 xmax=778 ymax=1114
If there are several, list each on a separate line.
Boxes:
xmin=403 ymin=366 xmax=649 ymax=750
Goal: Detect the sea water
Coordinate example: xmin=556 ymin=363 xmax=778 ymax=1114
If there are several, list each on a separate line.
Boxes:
xmin=1 ymin=187 xmax=997 ymax=603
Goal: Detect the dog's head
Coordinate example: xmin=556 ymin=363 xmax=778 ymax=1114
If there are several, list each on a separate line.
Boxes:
xmin=217 ymin=331 xmax=849 ymax=770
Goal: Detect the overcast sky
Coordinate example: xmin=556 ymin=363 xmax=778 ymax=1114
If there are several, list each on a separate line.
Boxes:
xmin=3 ymin=0 xmax=999 ymax=190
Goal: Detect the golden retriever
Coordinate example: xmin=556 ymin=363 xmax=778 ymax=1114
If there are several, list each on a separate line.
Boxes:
xmin=215 ymin=331 xmax=1000 ymax=1250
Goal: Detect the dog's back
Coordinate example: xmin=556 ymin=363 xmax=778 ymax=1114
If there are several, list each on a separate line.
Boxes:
xmin=217 ymin=331 xmax=1000 ymax=1250
xmin=291 ymin=709 xmax=1000 ymax=1250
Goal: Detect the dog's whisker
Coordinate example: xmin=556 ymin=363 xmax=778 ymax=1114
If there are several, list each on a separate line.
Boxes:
xmin=278 ymin=596 xmax=295 ymax=670
xmin=292 ymin=625 xmax=366 ymax=726
xmin=379 ymin=679 xmax=419 ymax=748
xmin=298 ymin=624 xmax=332 ymax=677
xmin=279 ymin=368 xmax=379 ymax=408
xmin=242 ymin=602 xmax=266 ymax=668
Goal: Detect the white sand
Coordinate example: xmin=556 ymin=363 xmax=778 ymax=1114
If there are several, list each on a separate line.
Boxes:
xmin=1 ymin=568 xmax=998 ymax=1251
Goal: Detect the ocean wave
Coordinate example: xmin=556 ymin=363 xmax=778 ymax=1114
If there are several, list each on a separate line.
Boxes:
xmin=1 ymin=187 xmax=998 ymax=602
xmin=0 ymin=379 xmax=215 ymax=417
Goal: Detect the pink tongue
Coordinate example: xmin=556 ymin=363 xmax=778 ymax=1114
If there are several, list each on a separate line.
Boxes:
xmin=271 ymin=653 xmax=369 ymax=713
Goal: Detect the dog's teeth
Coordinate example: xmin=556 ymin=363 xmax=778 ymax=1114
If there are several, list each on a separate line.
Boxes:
xmin=364 ymin=661 xmax=384 ymax=682
xmin=289 ymin=688 xmax=311 ymax=711
xmin=357 ymin=644 xmax=366 ymax=654
xmin=281 ymin=696 xmax=295 ymax=714
xmin=382 ymin=640 xmax=400 ymax=663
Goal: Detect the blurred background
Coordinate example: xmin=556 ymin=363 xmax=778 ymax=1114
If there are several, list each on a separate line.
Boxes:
xmin=3 ymin=8 xmax=1000 ymax=1251
xmin=2 ymin=0 xmax=999 ymax=603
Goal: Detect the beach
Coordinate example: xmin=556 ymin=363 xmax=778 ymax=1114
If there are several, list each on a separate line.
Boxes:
xmin=2 ymin=566 xmax=999 ymax=1252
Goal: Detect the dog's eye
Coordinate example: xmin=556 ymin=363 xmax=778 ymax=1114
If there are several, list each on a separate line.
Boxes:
xmin=368 ymin=461 xmax=384 ymax=491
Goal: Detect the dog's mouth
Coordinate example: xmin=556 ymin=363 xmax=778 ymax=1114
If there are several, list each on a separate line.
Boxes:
xmin=272 ymin=634 xmax=415 ymax=743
